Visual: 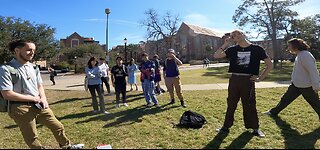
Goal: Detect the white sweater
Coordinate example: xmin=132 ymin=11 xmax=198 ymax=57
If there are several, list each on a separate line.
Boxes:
xmin=291 ymin=51 xmax=320 ymax=90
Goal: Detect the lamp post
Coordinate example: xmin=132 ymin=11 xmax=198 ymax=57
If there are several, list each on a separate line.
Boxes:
xmin=74 ymin=56 xmax=77 ymax=74
xmin=124 ymin=38 xmax=128 ymax=65
xmin=105 ymin=8 xmax=110 ymax=63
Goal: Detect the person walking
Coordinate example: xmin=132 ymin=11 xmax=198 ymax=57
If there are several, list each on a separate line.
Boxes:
xmin=111 ymin=56 xmax=128 ymax=108
xmin=127 ymin=58 xmax=138 ymax=91
xmin=163 ymin=49 xmax=186 ymax=107
xmin=85 ymin=57 xmax=109 ymax=114
xmin=0 ymin=39 xmax=83 ymax=149
xmin=264 ymin=38 xmax=320 ymax=119
xmin=213 ymin=30 xmax=273 ymax=137
xmin=98 ymin=58 xmax=111 ymax=95
xmin=48 ymin=66 xmax=56 ymax=85
xmin=139 ymin=53 xmax=159 ymax=107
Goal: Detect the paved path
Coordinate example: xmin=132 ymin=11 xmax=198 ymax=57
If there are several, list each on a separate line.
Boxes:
xmin=42 ymin=63 xmax=290 ymax=91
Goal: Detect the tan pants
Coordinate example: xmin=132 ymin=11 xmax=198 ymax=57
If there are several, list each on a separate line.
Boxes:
xmin=165 ymin=76 xmax=184 ymax=101
xmin=9 ymin=103 xmax=70 ymax=149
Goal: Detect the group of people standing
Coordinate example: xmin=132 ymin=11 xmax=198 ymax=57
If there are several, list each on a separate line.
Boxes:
xmin=1 ymin=29 xmax=319 ymax=148
xmin=84 ymin=48 xmax=187 ymax=114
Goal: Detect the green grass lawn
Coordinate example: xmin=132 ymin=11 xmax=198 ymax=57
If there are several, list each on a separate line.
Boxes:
xmin=1 ymin=88 xmax=320 ymax=149
xmin=180 ymin=61 xmax=320 ymax=84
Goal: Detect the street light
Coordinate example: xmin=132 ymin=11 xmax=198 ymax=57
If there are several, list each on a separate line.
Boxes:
xmin=105 ymin=8 xmax=110 ymax=63
xmin=74 ymin=56 xmax=77 ymax=74
xmin=124 ymin=38 xmax=127 ymax=64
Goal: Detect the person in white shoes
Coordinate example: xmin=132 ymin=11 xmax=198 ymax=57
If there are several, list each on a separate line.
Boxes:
xmin=213 ymin=30 xmax=273 ymax=137
xmin=0 ymin=39 xmax=84 ymax=149
xmin=111 ymin=57 xmax=129 ymax=108
xmin=85 ymin=57 xmax=109 ymax=114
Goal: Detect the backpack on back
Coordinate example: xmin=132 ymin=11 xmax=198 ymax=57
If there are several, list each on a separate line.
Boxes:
xmin=177 ymin=110 xmax=207 ymax=129
xmin=0 ymin=63 xmax=39 ymax=113
xmin=0 ymin=63 xmax=20 ymax=112
xmin=53 ymin=70 xmax=57 ymax=76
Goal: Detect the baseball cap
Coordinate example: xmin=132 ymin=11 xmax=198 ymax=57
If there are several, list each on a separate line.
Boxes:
xmin=167 ymin=49 xmax=175 ymax=54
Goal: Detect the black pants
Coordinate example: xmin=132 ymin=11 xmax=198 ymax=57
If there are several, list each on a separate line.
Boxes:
xmin=115 ymin=83 xmax=126 ymax=104
xmin=223 ymin=74 xmax=259 ymax=129
xmin=50 ymin=76 xmax=55 ymax=85
xmin=101 ymin=77 xmax=111 ymax=94
xmin=270 ymin=84 xmax=320 ymax=117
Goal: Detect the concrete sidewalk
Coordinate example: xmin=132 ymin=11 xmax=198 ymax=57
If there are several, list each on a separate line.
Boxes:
xmin=42 ymin=73 xmax=290 ymax=91
xmin=42 ymin=63 xmax=290 ymax=91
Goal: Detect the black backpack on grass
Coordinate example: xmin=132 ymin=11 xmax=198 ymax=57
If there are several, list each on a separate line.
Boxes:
xmin=177 ymin=110 xmax=207 ymax=129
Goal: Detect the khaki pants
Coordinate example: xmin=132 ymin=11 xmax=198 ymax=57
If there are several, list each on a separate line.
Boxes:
xmin=165 ymin=76 xmax=184 ymax=101
xmin=9 ymin=103 xmax=70 ymax=149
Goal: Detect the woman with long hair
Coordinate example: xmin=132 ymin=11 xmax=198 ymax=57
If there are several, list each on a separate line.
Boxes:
xmin=127 ymin=58 xmax=138 ymax=91
xmin=264 ymin=38 xmax=320 ymax=119
xmin=85 ymin=57 xmax=109 ymax=114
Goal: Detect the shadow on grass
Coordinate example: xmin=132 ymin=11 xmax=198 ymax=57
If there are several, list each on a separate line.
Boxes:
xmin=203 ymin=132 xmax=229 ymax=149
xmin=57 ymin=111 xmax=99 ymax=121
xmin=50 ymin=97 xmax=91 ymax=105
xmin=271 ymin=116 xmax=320 ymax=149
xmin=225 ymin=131 xmax=253 ymax=149
xmin=75 ymin=103 xmax=180 ymax=128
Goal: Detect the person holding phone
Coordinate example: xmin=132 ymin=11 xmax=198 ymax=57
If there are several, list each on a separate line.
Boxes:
xmin=213 ymin=30 xmax=273 ymax=137
xmin=0 ymin=39 xmax=83 ymax=149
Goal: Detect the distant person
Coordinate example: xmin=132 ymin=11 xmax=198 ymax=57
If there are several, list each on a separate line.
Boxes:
xmin=139 ymin=53 xmax=159 ymax=107
xmin=111 ymin=56 xmax=128 ymax=108
xmin=264 ymin=38 xmax=320 ymax=119
xmin=85 ymin=57 xmax=109 ymax=114
xmin=98 ymin=58 xmax=111 ymax=95
xmin=153 ymin=54 xmax=165 ymax=95
xmin=203 ymin=57 xmax=209 ymax=68
xmin=127 ymin=58 xmax=138 ymax=91
xmin=0 ymin=39 xmax=83 ymax=149
xmin=48 ymin=66 xmax=57 ymax=85
xmin=163 ymin=49 xmax=186 ymax=107
xmin=213 ymin=30 xmax=273 ymax=137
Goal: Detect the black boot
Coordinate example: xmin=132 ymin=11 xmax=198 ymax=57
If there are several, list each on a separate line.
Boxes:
xmin=180 ymin=100 xmax=186 ymax=108
xmin=169 ymin=99 xmax=175 ymax=104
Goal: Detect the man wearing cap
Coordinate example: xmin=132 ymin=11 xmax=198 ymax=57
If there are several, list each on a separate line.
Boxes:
xmin=163 ymin=49 xmax=186 ymax=107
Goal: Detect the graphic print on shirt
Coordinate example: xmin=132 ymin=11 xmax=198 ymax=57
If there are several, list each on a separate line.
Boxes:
xmin=237 ymin=51 xmax=251 ymax=67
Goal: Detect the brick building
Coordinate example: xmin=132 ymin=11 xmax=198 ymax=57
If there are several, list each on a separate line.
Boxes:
xmin=60 ymin=32 xmax=99 ymax=48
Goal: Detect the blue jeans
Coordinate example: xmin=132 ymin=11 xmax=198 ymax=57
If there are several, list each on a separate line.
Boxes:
xmin=142 ymin=80 xmax=158 ymax=105
xmin=88 ymin=84 xmax=105 ymax=112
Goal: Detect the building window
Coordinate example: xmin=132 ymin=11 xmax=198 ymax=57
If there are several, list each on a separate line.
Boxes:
xmin=71 ymin=39 xmax=79 ymax=48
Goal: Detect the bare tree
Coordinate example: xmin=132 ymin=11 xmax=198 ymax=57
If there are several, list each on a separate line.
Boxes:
xmin=233 ymin=0 xmax=304 ymax=68
xmin=141 ymin=8 xmax=180 ymax=50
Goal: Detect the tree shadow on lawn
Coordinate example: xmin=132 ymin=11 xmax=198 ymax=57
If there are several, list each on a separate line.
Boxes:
xmin=75 ymin=103 xmax=180 ymax=128
xmin=50 ymin=97 xmax=91 ymax=105
xmin=271 ymin=116 xmax=320 ymax=149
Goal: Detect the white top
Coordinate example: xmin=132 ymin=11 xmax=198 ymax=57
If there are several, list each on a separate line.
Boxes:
xmin=99 ymin=63 xmax=109 ymax=77
xmin=291 ymin=50 xmax=320 ymax=90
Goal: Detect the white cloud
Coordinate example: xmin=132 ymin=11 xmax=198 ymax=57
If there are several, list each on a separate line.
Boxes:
xmin=183 ymin=13 xmax=211 ymax=27
xmin=291 ymin=0 xmax=320 ymax=18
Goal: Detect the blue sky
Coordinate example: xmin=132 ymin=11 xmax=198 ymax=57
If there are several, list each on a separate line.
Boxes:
xmin=0 ymin=0 xmax=319 ymax=50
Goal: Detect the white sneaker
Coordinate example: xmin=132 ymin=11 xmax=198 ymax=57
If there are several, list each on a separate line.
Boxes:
xmin=68 ymin=144 xmax=85 ymax=149
xmin=115 ymin=104 xmax=120 ymax=108
xmin=123 ymin=103 xmax=129 ymax=107
xmin=263 ymin=111 xmax=272 ymax=115
xmin=102 ymin=111 xmax=110 ymax=114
